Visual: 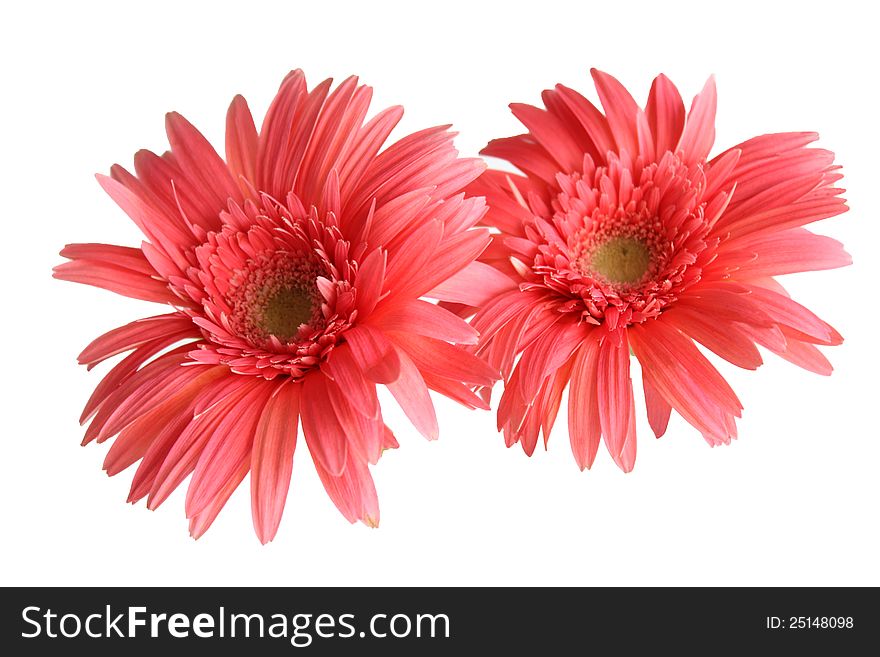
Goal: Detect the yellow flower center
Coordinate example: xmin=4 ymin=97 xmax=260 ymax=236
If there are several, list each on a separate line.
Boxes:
xmin=587 ymin=237 xmax=652 ymax=285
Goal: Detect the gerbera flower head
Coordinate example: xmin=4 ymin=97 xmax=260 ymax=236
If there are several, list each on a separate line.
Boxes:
xmin=469 ymin=69 xmax=849 ymax=471
xmin=54 ymin=70 xmax=497 ymax=541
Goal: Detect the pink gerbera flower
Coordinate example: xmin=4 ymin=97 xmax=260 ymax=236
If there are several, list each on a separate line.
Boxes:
xmin=54 ymin=70 xmax=497 ymax=541
xmin=468 ymin=70 xmax=849 ymax=471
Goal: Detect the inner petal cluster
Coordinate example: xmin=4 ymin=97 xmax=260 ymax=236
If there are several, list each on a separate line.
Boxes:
xmin=227 ymin=251 xmax=325 ymax=347
xmin=521 ymin=151 xmax=712 ymax=326
xmin=568 ymin=203 xmax=668 ymax=291
xmin=176 ymin=194 xmax=359 ymax=379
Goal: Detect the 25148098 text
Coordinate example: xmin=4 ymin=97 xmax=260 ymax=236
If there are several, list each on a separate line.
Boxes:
xmin=766 ymin=616 xmax=854 ymax=630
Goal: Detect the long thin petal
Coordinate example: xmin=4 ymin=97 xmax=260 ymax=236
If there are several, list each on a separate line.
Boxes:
xmin=370 ymin=298 xmax=478 ymax=345
xmin=386 ymin=346 xmax=439 ymax=440
xmin=313 ymin=451 xmax=379 ymax=527
xmin=596 ymin=330 xmax=634 ymax=462
xmin=321 ymin=345 xmax=379 ymax=419
xmin=300 ymin=372 xmax=347 ymax=477
xmin=225 ymin=94 xmax=259 ymax=194
xmin=568 ymin=339 xmax=602 ymax=470
xmin=591 ymin=69 xmax=640 ymax=157
xmin=663 ymin=306 xmax=763 ymax=370
xmin=643 ymin=377 xmax=672 ymax=439
xmin=78 ymin=313 xmax=196 ymax=367
xmin=387 ymin=331 xmax=499 ymax=388
xmin=343 ymin=324 xmax=401 ymax=384
xmin=677 ymin=76 xmax=717 ymax=164
xmin=166 ymin=111 xmax=240 ymax=210
xmin=250 ymin=381 xmax=300 ymax=544
xmin=646 ymin=73 xmax=686 ymax=156
xmin=509 ymin=103 xmax=585 ymax=172
xmin=630 ymin=320 xmax=741 ymax=441
xmin=426 ymin=261 xmax=518 ymax=307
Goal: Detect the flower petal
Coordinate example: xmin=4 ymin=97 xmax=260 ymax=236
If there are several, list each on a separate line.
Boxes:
xmin=596 ymin=330 xmax=634 ymax=463
xmin=250 ymin=381 xmax=301 ymax=544
xmin=313 ymin=451 xmax=379 ymax=526
xmin=300 ymin=372 xmax=347 ymax=477
xmin=643 ymin=376 xmax=672 ymax=440
xmin=630 ymin=320 xmax=741 ymax=441
xmin=225 ymin=94 xmax=259 ymax=194
xmin=568 ymin=339 xmax=602 ymax=470
xmin=646 ymin=73 xmax=686 ymax=156
xmin=677 ymin=76 xmax=717 ymax=164
xmin=386 ymin=346 xmax=439 ymax=441
xmin=591 ymin=69 xmax=641 ymax=158
xmin=370 ymin=298 xmax=478 ymax=345
xmin=343 ymin=324 xmax=401 ymax=384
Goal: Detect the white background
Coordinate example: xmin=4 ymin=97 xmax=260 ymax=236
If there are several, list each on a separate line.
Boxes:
xmin=2 ymin=0 xmax=877 ymax=586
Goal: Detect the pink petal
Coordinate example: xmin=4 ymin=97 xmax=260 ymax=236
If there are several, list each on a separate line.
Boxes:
xmin=426 ymin=261 xmax=517 ymax=307
xmin=53 ymin=259 xmax=177 ymax=305
xmin=95 ymin=174 xmax=190 ymax=270
xmin=386 ymin=346 xmax=439 ymax=441
xmin=257 ymin=72 xmax=330 ymax=198
xmin=185 ymin=381 xmax=276 ymax=518
xmin=518 ymin=319 xmax=585 ymax=403
xmin=568 ymin=339 xmax=602 ymax=470
xmin=643 ymin=376 xmax=672 ymax=439
xmin=296 ymin=77 xmax=369 ymax=203
xmin=591 ymin=68 xmax=641 ymax=158
xmin=395 ymin=228 xmax=493 ymax=302
xmin=363 ymin=189 xmax=433 ymax=253
xmin=677 ymin=76 xmax=717 ymax=164
xmin=343 ymin=324 xmax=401 ymax=384
xmin=773 ymin=333 xmax=833 ymax=375
xmin=629 ymin=320 xmax=741 ymax=440
xmin=313 ymin=451 xmax=379 ymax=527
xmin=539 ymin=354 xmax=575 ymax=445
xmin=300 ymin=372 xmax=347 ymax=477
xmin=338 ymin=105 xmax=404 ymax=203
xmin=325 ymin=377 xmax=383 ymax=464
xmin=382 ymin=219 xmax=443 ymax=296
xmin=59 ymin=243 xmax=158 ymax=276
xmin=321 ymin=345 xmax=379 ymax=418
xmin=613 ymin=399 xmax=638 ymax=473
xmin=127 ymin=373 xmax=239 ymax=503
xmin=725 ymin=228 xmax=851 ymax=278
xmin=250 ymin=381 xmax=301 ymax=544
xmin=645 ymin=73 xmax=686 ymax=156
xmin=596 ymin=330 xmax=634 ymax=462
xmin=388 ymin=331 xmax=499 ymax=388
xmin=147 ymin=376 xmax=262 ymax=509
xmin=189 ymin=462 xmax=249 ymax=540
xmin=354 ymin=247 xmax=387 ymax=317
xmin=370 ymin=298 xmax=478 ymax=345
xmin=166 ymin=111 xmax=240 ymax=211
xmin=225 ymin=94 xmax=259 ymax=195
xmin=509 ymin=103 xmax=585 ymax=172
xmin=78 ymin=313 xmax=196 ymax=367
xmin=553 ymin=84 xmax=616 ymax=161
xmin=84 ymin=349 xmax=195 ymax=444
xmin=103 ymin=366 xmax=225 ymax=476
xmin=744 ymin=284 xmax=842 ymax=345
xmin=482 ymin=135 xmax=570 ymax=186
xmin=663 ymin=306 xmax=763 ymax=370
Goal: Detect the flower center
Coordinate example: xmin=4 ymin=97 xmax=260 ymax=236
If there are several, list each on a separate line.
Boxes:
xmin=259 ymin=285 xmax=316 ymax=341
xmin=227 ymin=251 xmax=325 ymax=347
xmin=586 ymin=237 xmax=652 ymax=285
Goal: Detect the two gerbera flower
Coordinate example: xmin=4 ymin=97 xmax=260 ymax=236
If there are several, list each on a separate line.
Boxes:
xmin=55 ymin=69 xmax=849 ymax=541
